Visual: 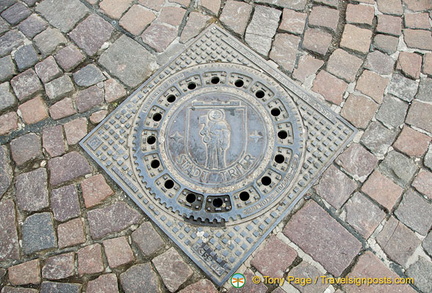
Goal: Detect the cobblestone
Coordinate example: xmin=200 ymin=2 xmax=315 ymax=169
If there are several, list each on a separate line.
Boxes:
xmin=362 ymin=170 xmax=403 ymax=210
xmin=1 ymin=3 xmax=31 ymax=25
xmin=0 ymin=56 xmax=16 ymax=82
xmin=87 ymin=201 xmax=142 ymax=239
xmin=73 ymin=65 xmax=105 ymax=87
xmin=11 ymin=69 xmax=43 ymax=102
xmin=51 ymin=184 xmax=80 ymax=222
xmin=327 ymin=49 xmax=363 ymax=83
xmin=270 ymin=33 xmax=300 ymax=72
xmin=42 ymin=125 xmax=66 ymax=158
xmin=293 ymin=54 xmax=324 ymax=83
xmin=377 ymin=217 xmax=420 ymax=267
xmin=77 ymin=244 xmax=104 ymax=275
xmin=18 ymin=96 xmax=48 ymax=124
xmin=395 ymin=189 xmax=432 ymax=235
xmin=425 ymin=146 xmax=432 ymax=171
xmin=423 ymin=53 xmax=432 ymax=76
xmin=48 ymin=151 xmax=91 ymax=186
xmin=336 ymin=143 xmax=377 ymax=178
xmin=394 ymin=126 xmax=430 ymax=157
xmin=412 ymin=169 xmax=432 ymax=199
xmin=64 ymin=118 xmax=87 ymax=145
xmin=373 ymin=34 xmax=399 ymax=54
xmin=0 ymin=82 xmax=16 ymax=111
xmin=18 ymin=14 xmax=47 ymax=39
xmin=379 ymin=150 xmax=417 ymax=187
xmin=355 ymin=70 xmax=389 ymax=104
xmin=104 ymin=78 xmax=126 ymax=103
xmin=417 ymin=77 xmax=432 ymax=102
xmin=312 ymin=70 xmax=347 ymax=105
xmin=74 ymin=85 xmax=104 ymax=113
xmin=99 ymin=35 xmax=156 ymax=88
xmin=15 ymin=168 xmax=48 ymax=212
xmin=308 ymin=5 xmax=339 ymax=32
xmin=58 ymin=218 xmax=86 ymax=248
xmin=279 ymin=9 xmax=307 ymax=35
xmin=255 ymin=0 xmax=307 ymax=10
xmin=302 ymin=28 xmax=333 ymax=56
xmin=406 ymin=100 xmax=432 ymax=134
xmin=49 ymin=97 xmax=76 ymax=120
xmin=180 ymin=12 xmax=211 ymax=43
xmin=103 ymin=236 xmax=135 ymax=268
xmin=132 ymin=221 xmax=165 ymax=257
xmin=346 ymin=4 xmax=374 ymax=26
xmin=142 ymin=22 xmax=178 ymax=53
xmin=14 ymin=45 xmax=39 ymax=72
xmin=201 ymin=0 xmax=220 ymax=15
xmin=36 ymin=0 xmax=89 ymax=33
xmin=0 ymin=146 xmax=12 ymax=198
xmin=42 ymin=252 xmax=75 ymax=280
xmin=40 ymin=281 xmax=81 ymax=293
xmin=86 ymin=274 xmax=118 ymax=293
xmin=8 ymin=259 xmax=41 ymax=286
xmin=179 ymin=279 xmax=218 ymax=293
xmin=153 ymin=247 xmax=193 ymax=292
xmin=22 ymin=212 xmax=57 ymax=254
xmin=345 ymin=251 xmax=415 ymax=293
xmin=423 ymin=231 xmax=432 ymax=256
xmin=35 ymin=56 xmax=62 ymax=83
xmin=340 ymin=24 xmax=372 ymax=54
xmin=377 ymin=14 xmax=402 ymax=36
xmin=81 ymin=174 xmax=114 ymax=208
xmin=220 ymin=1 xmax=253 ymax=36
xmin=10 ymin=133 xmax=42 ymax=166
xmin=120 ymin=263 xmax=161 ymax=293
xmin=403 ymin=29 xmax=432 ymax=50
xmin=119 ymin=4 xmax=155 ymax=35
xmin=288 ymin=261 xmax=328 ymax=293
xmin=0 ymin=200 xmax=19 ymax=261
xmin=99 ymin=0 xmax=133 ymax=19
xmin=406 ymin=257 xmax=432 ymax=293
xmin=284 ymin=201 xmax=361 ymax=276
xmin=377 ymin=0 xmax=403 ymax=15
xmin=89 ymin=110 xmax=108 ymax=124
xmin=158 ymin=6 xmax=186 ymax=26
xmin=0 ymin=112 xmax=18 ymax=135
xmin=315 ymin=164 xmax=357 ymax=209
xmin=139 ymin=0 xmax=164 ymax=11
xmin=345 ymin=192 xmax=385 ymax=238
xmin=365 ymin=50 xmax=395 ymax=75
xmin=69 ymin=14 xmax=114 ymax=56
xmin=33 ymin=28 xmax=67 ymax=56
xmin=251 ymin=236 xmax=297 ymax=278
xmin=396 ymin=52 xmax=422 ymax=80
xmin=376 ymin=95 xmax=409 ymax=129
xmin=54 ymin=45 xmax=85 ymax=72
xmin=0 ymin=30 xmax=24 ymax=57
xmin=341 ymin=94 xmax=378 ymax=129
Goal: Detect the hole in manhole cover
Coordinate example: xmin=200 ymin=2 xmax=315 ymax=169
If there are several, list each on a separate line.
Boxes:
xmin=81 ymin=25 xmax=357 ymax=286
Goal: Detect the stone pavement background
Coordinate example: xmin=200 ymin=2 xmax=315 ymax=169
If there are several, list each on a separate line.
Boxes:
xmin=0 ymin=0 xmax=432 ymax=292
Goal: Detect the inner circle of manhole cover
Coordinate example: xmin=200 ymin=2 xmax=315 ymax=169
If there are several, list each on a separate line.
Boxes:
xmin=132 ymin=63 xmax=305 ymax=224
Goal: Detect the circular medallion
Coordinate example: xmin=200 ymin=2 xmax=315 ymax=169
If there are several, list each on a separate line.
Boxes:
xmin=132 ymin=63 xmax=305 ymax=224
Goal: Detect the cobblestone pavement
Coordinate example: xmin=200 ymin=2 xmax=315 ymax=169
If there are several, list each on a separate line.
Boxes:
xmin=0 ymin=0 xmax=432 ymax=292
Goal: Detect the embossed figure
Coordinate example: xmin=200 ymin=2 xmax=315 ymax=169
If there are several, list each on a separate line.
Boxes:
xmin=200 ymin=109 xmax=231 ymax=169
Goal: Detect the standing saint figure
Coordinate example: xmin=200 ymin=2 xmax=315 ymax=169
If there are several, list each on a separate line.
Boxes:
xmin=199 ymin=109 xmax=231 ymax=169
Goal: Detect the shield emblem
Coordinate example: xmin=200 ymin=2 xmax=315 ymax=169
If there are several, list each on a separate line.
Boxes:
xmin=186 ymin=99 xmax=247 ymax=171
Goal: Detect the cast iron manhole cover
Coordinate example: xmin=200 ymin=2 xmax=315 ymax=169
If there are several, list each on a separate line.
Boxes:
xmin=81 ymin=25 xmax=357 ymax=286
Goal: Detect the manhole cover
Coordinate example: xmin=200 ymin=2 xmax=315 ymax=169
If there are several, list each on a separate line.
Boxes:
xmin=81 ymin=25 xmax=357 ymax=285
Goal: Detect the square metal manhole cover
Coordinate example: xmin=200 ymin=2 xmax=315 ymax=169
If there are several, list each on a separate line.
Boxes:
xmin=80 ymin=24 xmax=357 ymax=286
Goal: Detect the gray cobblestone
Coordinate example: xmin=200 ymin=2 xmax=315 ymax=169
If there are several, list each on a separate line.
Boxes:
xmin=0 ymin=30 xmax=25 ymax=57
xmin=246 ymin=6 xmax=281 ymax=56
xmin=406 ymin=257 xmax=432 ymax=293
xmin=22 ymin=212 xmax=57 ymax=254
xmin=376 ymin=95 xmax=408 ymax=129
xmin=45 ymin=75 xmax=75 ymax=101
xmin=361 ymin=121 xmax=398 ymax=156
xmin=35 ymin=56 xmax=62 ymax=83
xmin=416 ymin=77 xmax=432 ymax=103
xmin=15 ymin=168 xmax=49 ymax=212
xmin=0 ymin=55 xmax=16 ymax=82
xmin=0 ymin=82 xmax=16 ymax=111
xmin=0 ymin=145 xmax=12 ymax=198
xmin=387 ymin=73 xmax=418 ymax=102
xmin=36 ymin=0 xmax=89 ymax=32
xmin=379 ymin=150 xmax=417 ymax=187
xmin=1 ymin=3 xmax=31 ymax=25
xmin=14 ymin=44 xmax=39 ymax=71
xmin=18 ymin=14 xmax=48 ymax=39
xmin=73 ymin=64 xmax=105 ymax=87
xmin=33 ymin=28 xmax=67 ymax=56
xmin=395 ymin=189 xmax=432 ymax=235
